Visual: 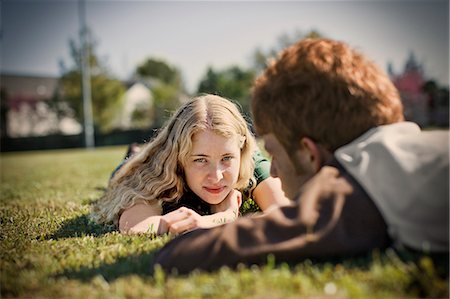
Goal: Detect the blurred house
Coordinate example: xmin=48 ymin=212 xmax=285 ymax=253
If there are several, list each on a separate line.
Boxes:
xmin=0 ymin=73 xmax=82 ymax=137
xmin=388 ymin=52 xmax=449 ymax=127
xmin=0 ymin=74 xmax=163 ymax=140
xmin=111 ymin=79 xmax=155 ymax=130
xmin=389 ymin=53 xmax=428 ymax=126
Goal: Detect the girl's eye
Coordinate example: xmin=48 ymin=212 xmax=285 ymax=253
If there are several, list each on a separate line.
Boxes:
xmin=194 ymin=158 xmax=207 ymax=163
xmin=222 ymin=156 xmax=233 ymax=161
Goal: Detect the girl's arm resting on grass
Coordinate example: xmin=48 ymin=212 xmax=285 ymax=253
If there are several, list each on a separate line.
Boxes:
xmin=119 ymin=190 xmax=242 ymax=235
xmin=253 ymin=177 xmax=291 ymax=212
xmin=119 ymin=203 xmax=162 ymax=234
xmin=161 ymin=190 xmax=242 ymax=234
xmin=159 ymin=206 xmax=238 ymax=234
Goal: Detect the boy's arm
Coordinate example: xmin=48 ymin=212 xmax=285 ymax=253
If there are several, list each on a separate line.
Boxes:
xmin=151 ymin=166 xmax=390 ymax=274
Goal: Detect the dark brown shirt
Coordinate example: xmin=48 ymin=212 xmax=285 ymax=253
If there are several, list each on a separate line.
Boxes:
xmin=151 ymin=158 xmax=391 ymax=274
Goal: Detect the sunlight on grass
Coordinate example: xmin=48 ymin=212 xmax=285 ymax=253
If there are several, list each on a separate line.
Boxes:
xmin=0 ymin=146 xmax=448 ymax=298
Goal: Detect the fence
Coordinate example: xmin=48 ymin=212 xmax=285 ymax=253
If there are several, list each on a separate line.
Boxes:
xmin=0 ymin=128 xmax=157 ymax=152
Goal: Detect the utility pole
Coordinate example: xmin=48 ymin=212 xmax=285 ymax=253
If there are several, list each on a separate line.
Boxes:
xmin=78 ymin=0 xmax=95 ymax=148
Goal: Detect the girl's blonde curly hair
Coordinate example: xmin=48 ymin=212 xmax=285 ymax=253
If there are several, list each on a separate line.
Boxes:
xmin=92 ymin=94 xmax=257 ymax=226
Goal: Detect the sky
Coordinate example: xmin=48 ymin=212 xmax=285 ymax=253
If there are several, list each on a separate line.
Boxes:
xmin=1 ymin=0 xmax=449 ymax=93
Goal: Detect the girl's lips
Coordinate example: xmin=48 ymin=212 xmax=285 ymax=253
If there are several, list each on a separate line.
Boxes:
xmin=203 ymin=186 xmax=225 ymax=194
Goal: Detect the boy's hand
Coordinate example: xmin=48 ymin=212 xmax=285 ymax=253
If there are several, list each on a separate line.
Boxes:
xmin=298 ymin=166 xmax=353 ymax=229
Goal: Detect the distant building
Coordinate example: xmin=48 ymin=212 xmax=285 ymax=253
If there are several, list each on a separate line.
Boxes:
xmin=111 ymin=76 xmax=188 ymax=130
xmin=388 ymin=52 xmax=449 ymax=127
xmin=0 ymin=73 xmax=82 ymax=137
xmin=111 ymin=79 xmax=155 ymax=130
xmin=388 ymin=52 xmax=429 ymax=126
xmin=1 ymin=73 xmax=165 ymax=139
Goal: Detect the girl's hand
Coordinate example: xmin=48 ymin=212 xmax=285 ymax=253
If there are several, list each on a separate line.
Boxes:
xmin=158 ymin=207 xmax=206 ymax=235
xmin=158 ymin=190 xmax=243 ymax=235
xmin=211 ymin=189 xmax=242 ymax=216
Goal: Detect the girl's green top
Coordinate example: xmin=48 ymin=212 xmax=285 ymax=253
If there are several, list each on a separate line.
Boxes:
xmin=252 ymin=150 xmax=271 ymax=186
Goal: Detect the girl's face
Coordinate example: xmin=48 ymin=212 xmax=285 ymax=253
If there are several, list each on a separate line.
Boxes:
xmin=184 ymin=129 xmax=241 ymax=205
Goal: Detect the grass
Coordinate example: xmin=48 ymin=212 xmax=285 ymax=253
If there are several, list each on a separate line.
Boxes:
xmin=1 ymin=146 xmax=448 ymax=299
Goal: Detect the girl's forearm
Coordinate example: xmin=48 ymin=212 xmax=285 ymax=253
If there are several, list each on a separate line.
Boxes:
xmin=120 ymin=216 xmax=162 ymax=235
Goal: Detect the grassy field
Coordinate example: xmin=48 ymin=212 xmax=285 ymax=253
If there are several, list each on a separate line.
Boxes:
xmin=0 ymin=146 xmax=448 ymax=299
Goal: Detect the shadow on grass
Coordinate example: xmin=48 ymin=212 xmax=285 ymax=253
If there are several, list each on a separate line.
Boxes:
xmin=57 ymin=250 xmax=158 ymax=282
xmin=45 ymin=213 xmax=116 ymax=240
xmin=45 ymin=190 xmax=117 ymax=240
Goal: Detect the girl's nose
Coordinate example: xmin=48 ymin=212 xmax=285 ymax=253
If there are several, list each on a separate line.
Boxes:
xmin=208 ymin=164 xmax=224 ymax=182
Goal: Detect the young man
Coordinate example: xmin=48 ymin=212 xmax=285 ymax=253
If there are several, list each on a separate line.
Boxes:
xmin=152 ymin=38 xmax=449 ymax=273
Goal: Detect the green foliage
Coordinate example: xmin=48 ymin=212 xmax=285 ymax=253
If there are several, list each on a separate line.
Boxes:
xmin=1 ymin=147 xmax=448 ymax=299
xmin=91 ymin=75 xmax=126 ymax=132
xmin=136 ymin=58 xmax=182 ymax=87
xmin=135 ymin=57 xmax=185 ymax=126
xmin=240 ymin=198 xmax=262 ymax=215
xmin=130 ymin=104 xmax=155 ymax=129
xmin=152 ymin=83 xmax=184 ymax=127
xmin=197 ymin=66 xmax=255 ymax=116
xmin=195 ymin=30 xmax=323 ymax=118
xmin=59 ymin=34 xmax=125 ymax=133
xmin=251 ymin=29 xmax=324 ymax=74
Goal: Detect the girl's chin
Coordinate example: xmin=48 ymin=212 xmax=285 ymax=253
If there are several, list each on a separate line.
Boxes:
xmin=201 ymin=190 xmax=228 ymax=205
xmin=202 ymin=195 xmax=227 ymax=205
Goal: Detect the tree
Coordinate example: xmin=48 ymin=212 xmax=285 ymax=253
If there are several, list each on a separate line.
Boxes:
xmin=422 ymin=80 xmax=450 ymax=127
xmin=197 ymin=66 xmax=255 ymax=117
xmin=134 ymin=57 xmax=186 ymax=126
xmin=0 ymin=88 xmax=8 ymax=138
xmin=196 ymin=29 xmax=324 ymax=119
xmin=58 ymin=32 xmax=125 ymax=133
xmin=251 ymin=29 xmax=323 ymax=74
xmin=152 ymin=83 xmax=183 ymax=127
xmin=136 ymin=58 xmax=183 ymax=87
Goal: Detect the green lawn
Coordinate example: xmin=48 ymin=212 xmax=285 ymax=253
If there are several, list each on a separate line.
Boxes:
xmin=1 ymin=146 xmax=448 ymax=298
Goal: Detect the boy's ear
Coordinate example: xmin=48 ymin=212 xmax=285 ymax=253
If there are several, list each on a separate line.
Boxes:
xmin=299 ymin=137 xmax=323 ymax=172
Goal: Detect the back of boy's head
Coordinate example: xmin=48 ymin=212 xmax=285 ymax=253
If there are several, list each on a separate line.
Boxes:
xmin=251 ymin=38 xmax=404 ymax=153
